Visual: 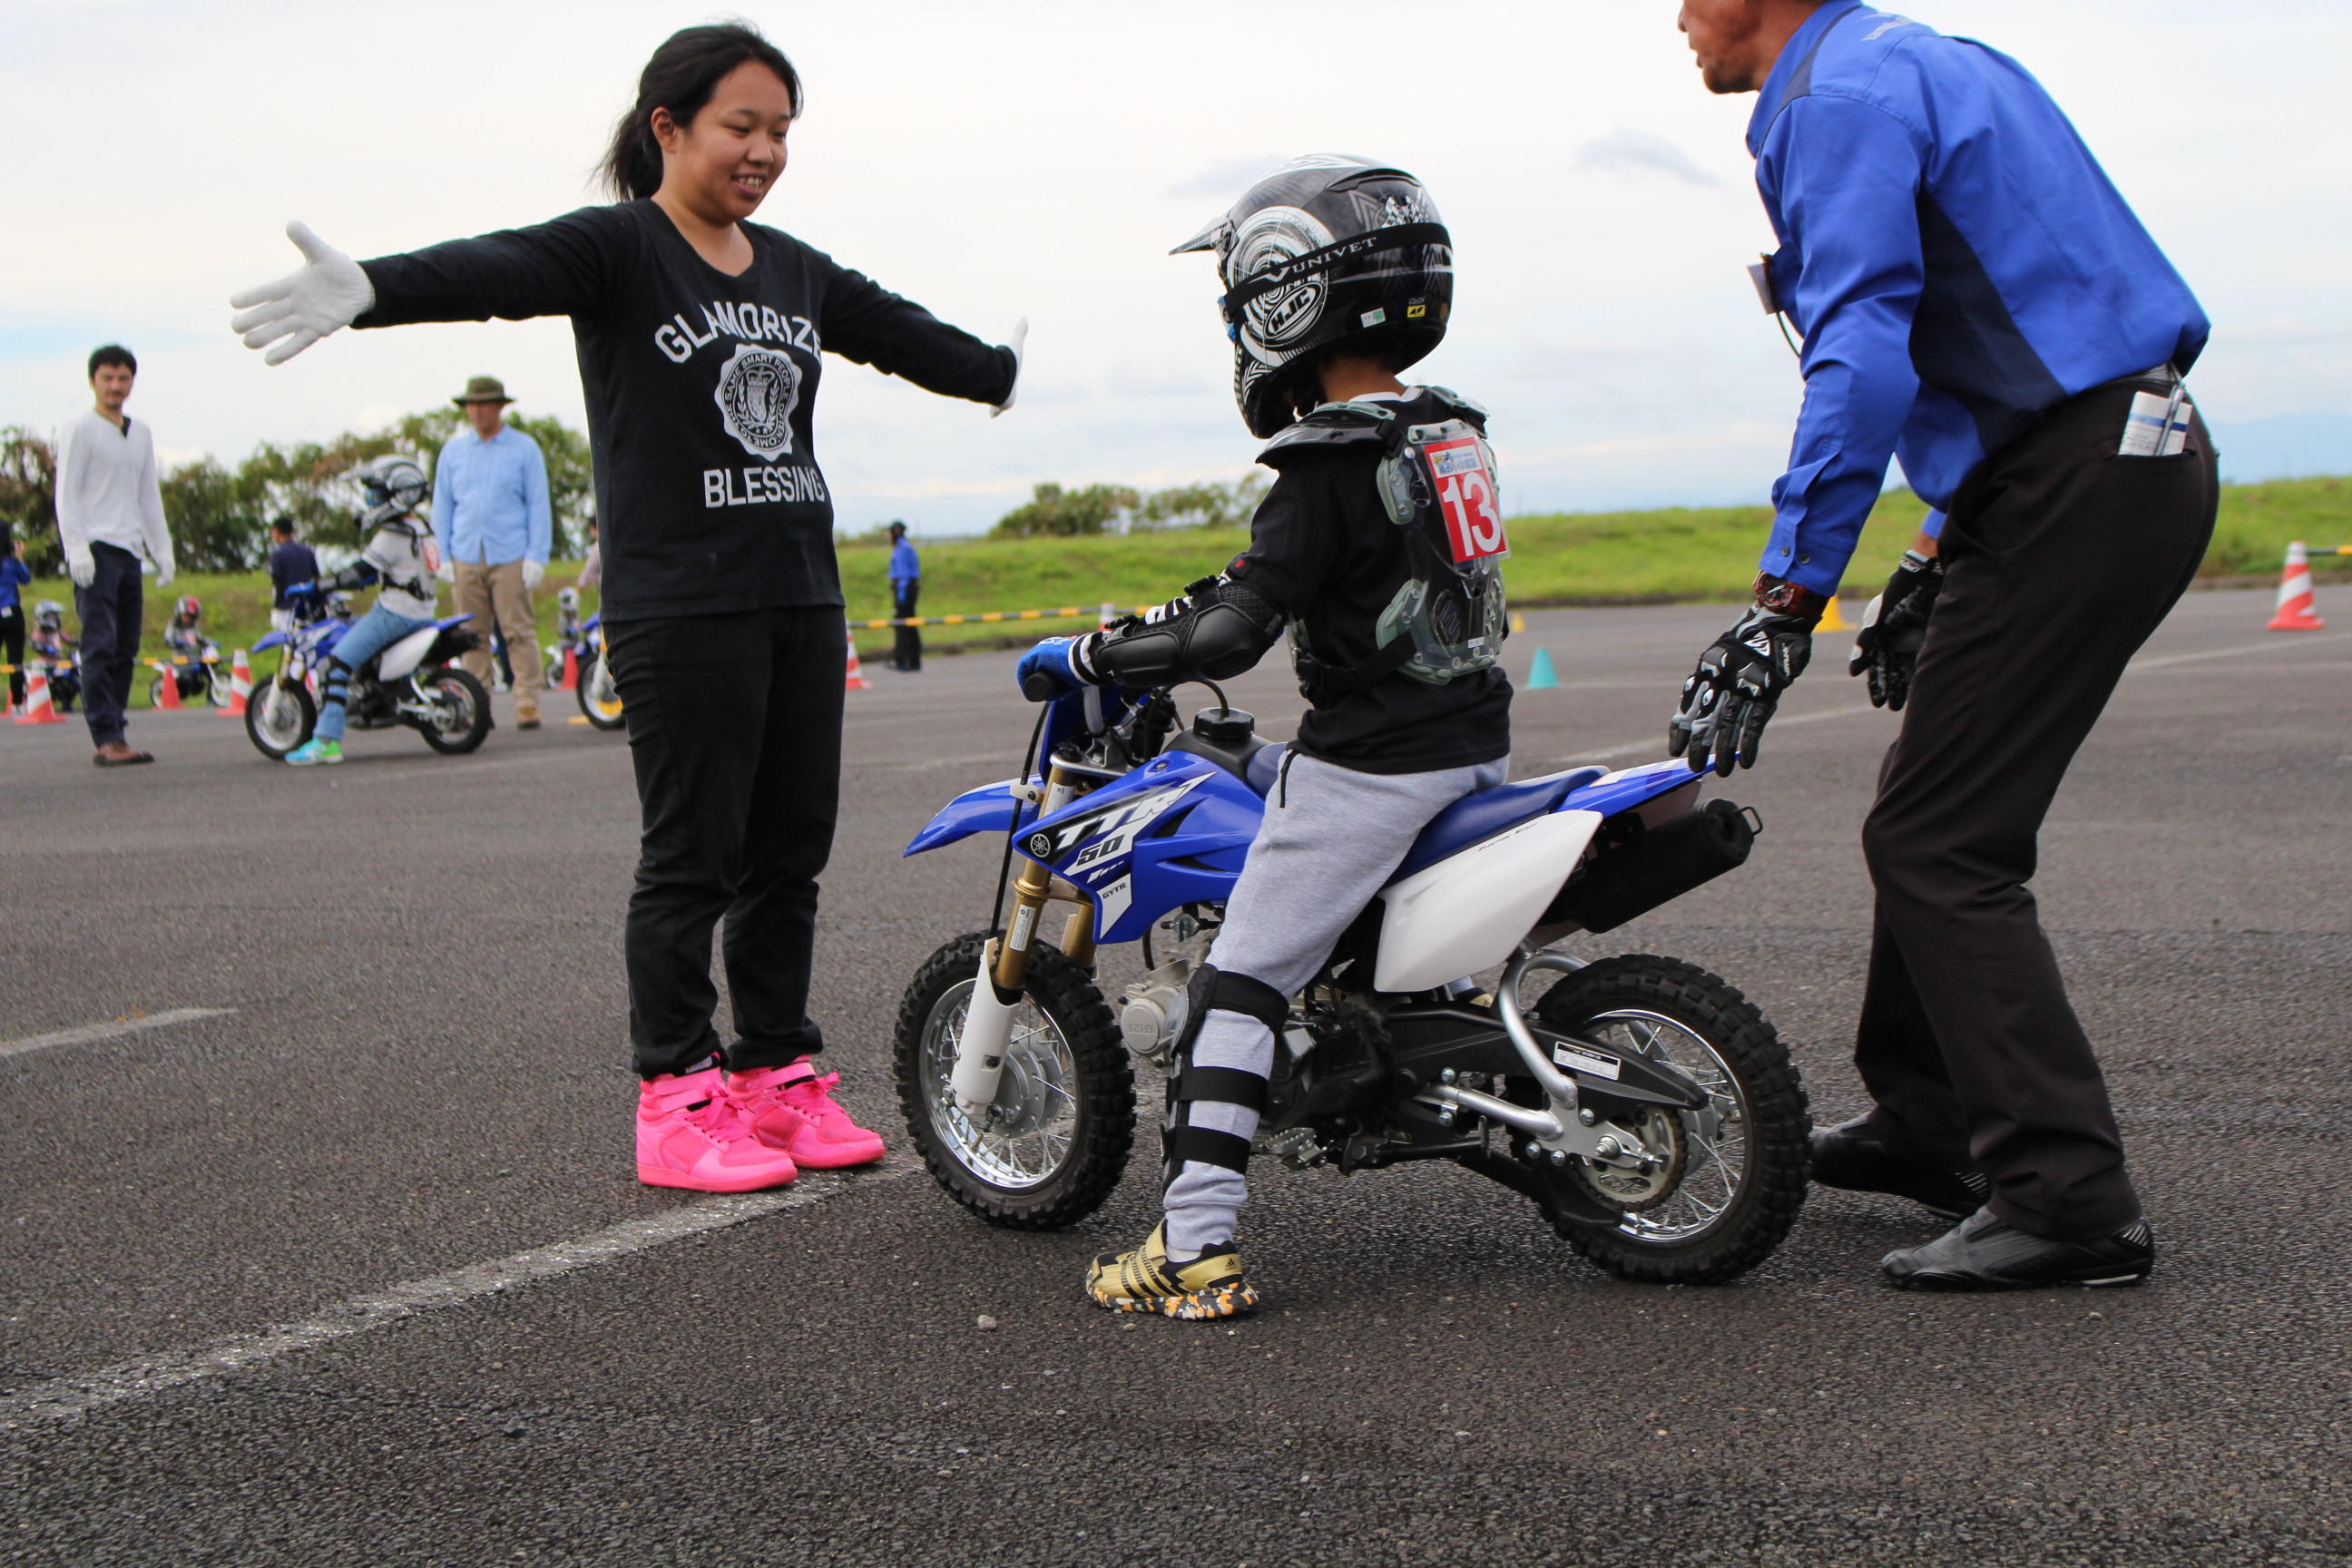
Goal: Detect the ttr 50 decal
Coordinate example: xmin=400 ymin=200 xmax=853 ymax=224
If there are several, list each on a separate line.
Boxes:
xmin=1025 ymin=777 xmax=1208 ymax=870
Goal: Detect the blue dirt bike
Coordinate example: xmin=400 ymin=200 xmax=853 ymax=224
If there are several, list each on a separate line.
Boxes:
xmin=894 ymin=681 xmax=1812 ymax=1286
xmin=244 ymin=598 xmax=490 ymax=761
xmin=573 ymin=612 xmax=623 ymax=730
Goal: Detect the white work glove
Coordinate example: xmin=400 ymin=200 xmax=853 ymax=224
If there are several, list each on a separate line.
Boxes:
xmin=229 ymin=221 xmax=377 ymax=367
xmin=990 ymin=318 xmax=1028 ymax=417
xmin=270 ymin=609 xmax=294 ymax=633
xmin=154 ymin=557 xmax=175 ymax=590
xmin=436 ymin=555 xmax=456 ymax=583
xmin=66 ymin=544 xmax=94 ymax=589
xmin=523 ymin=560 xmax=545 ymax=592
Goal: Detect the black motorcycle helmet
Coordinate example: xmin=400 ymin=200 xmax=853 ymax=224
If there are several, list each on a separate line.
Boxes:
xmin=354 ymin=454 xmax=431 ymax=532
xmin=1173 ymin=155 xmax=1454 ymax=438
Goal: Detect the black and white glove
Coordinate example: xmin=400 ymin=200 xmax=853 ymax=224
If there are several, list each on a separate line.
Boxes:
xmin=1847 ymin=550 xmax=1944 ymax=711
xmin=1668 ymin=576 xmax=1824 ymax=778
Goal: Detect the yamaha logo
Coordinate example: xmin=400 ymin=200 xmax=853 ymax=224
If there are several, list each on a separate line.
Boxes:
xmin=1028 ymin=833 xmax=1055 ymax=858
xmin=712 ymin=342 xmax=800 ymax=460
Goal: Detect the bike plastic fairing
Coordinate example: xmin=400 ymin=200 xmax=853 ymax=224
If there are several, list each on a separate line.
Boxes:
xmin=1010 ymin=750 xmax=1262 ymax=946
xmin=1555 ymin=757 xmax=1708 ymax=820
xmin=1374 ymin=808 xmax=1605 ymax=992
xmin=905 ymin=779 xmax=1036 ymax=858
xmin=253 ymin=630 xmax=288 ymax=653
xmin=376 ymin=624 xmax=446 ymax=682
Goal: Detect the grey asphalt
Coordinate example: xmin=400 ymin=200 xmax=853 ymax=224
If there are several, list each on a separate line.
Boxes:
xmin=2 ymin=588 xmax=2346 ymax=1567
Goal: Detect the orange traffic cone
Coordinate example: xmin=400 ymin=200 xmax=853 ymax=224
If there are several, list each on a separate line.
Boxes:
xmin=15 ymin=665 xmax=65 ymax=725
xmin=152 ymin=660 xmax=183 ymax=710
xmin=2268 ymin=541 xmax=2326 ymax=631
xmin=222 ymin=649 xmax=252 ymax=718
xmin=844 ymin=628 xmax=870 ymax=691
xmin=560 ymin=644 xmax=580 ymax=691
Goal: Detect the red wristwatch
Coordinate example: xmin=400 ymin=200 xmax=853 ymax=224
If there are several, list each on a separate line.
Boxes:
xmin=1752 ymin=573 xmax=1828 ymax=622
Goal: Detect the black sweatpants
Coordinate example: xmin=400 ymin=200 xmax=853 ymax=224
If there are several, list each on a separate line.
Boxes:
xmin=1855 ymin=377 xmax=2217 ymax=1240
xmin=607 ymin=605 xmax=847 ymax=1080
xmin=0 ymin=606 xmax=24 ymax=708
xmin=891 ymin=583 xmax=921 ymax=671
xmin=74 ymin=542 xmax=143 ymax=748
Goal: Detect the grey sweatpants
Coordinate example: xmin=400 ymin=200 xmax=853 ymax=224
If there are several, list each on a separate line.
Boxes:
xmin=1161 ymin=749 xmax=1508 ymax=1257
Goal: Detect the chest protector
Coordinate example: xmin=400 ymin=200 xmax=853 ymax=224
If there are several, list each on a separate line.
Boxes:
xmin=1268 ymin=388 xmax=1508 ymax=698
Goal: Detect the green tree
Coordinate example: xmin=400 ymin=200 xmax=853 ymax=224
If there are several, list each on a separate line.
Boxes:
xmin=159 ymin=456 xmax=270 ymax=572
xmin=1134 ymin=474 xmax=1269 ymax=530
xmin=0 ymin=426 xmax=60 ymax=573
xmin=990 ymin=482 xmax=1142 ymax=538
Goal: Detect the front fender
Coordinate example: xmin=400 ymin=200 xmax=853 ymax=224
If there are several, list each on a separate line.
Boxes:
xmin=253 ymin=631 xmax=287 ymax=652
xmin=905 ymin=779 xmax=1034 ymax=857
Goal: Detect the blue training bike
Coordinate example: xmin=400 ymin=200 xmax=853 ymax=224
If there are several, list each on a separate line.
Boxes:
xmin=894 ymin=681 xmax=1812 ymax=1286
xmin=244 ymin=598 xmax=490 ymax=761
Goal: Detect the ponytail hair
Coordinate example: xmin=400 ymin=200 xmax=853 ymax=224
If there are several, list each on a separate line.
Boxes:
xmin=598 ymin=23 xmax=803 ymax=202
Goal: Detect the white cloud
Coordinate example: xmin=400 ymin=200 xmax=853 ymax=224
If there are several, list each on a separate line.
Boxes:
xmin=1574 ymin=128 xmax=1723 ymax=187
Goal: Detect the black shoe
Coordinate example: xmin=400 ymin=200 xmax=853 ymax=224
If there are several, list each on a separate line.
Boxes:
xmin=1883 ymin=1208 xmax=2154 ymax=1291
xmin=1809 ymin=1116 xmax=1987 ymax=1220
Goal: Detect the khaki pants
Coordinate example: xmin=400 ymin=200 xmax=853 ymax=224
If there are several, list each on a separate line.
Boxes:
xmin=453 ymin=558 xmax=543 ymax=718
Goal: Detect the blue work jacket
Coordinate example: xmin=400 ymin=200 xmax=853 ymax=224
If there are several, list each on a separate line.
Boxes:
xmin=1748 ymin=1 xmax=2210 ymax=593
xmin=888 ymin=539 xmax=919 ymax=587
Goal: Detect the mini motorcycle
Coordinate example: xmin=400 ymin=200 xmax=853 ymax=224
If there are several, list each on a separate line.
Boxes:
xmin=148 ymin=640 xmax=230 ymax=710
xmin=244 ymin=601 xmax=491 ymax=760
xmin=574 ymin=612 xmax=623 ymax=730
xmin=895 ymin=683 xmax=1811 ymax=1286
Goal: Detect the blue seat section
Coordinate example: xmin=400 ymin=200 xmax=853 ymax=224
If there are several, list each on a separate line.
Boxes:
xmin=1391 ymin=767 xmax=1610 ymax=881
xmin=1244 ymin=742 xmax=1289 ymax=799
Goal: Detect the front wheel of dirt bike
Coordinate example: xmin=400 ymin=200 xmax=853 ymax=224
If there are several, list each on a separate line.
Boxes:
xmin=895 ymin=931 xmax=1133 ymax=1230
xmin=244 ymin=676 xmax=316 ymax=760
xmin=416 ymin=667 xmax=492 ymax=754
xmin=1532 ymin=954 xmax=1810 ymax=1286
xmin=576 ymin=651 xmax=625 ymax=730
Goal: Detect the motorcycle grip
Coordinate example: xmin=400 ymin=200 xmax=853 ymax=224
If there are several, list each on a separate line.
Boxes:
xmin=1021 ymin=671 xmax=1063 ymax=703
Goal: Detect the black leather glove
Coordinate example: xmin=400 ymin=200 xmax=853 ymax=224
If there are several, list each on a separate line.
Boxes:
xmin=1669 ymin=576 xmax=1823 ymax=778
xmin=1847 ymin=551 xmax=1945 ymax=710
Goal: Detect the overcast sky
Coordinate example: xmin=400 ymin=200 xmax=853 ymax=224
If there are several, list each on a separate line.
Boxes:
xmin=4 ymin=0 xmax=2347 ymax=536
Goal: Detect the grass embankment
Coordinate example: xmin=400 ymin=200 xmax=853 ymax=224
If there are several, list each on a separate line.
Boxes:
xmin=18 ymin=476 xmax=2347 ymax=701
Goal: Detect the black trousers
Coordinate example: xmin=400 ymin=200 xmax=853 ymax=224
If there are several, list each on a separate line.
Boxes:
xmin=74 ymin=542 xmax=143 ymax=747
xmin=0 ymin=606 xmax=24 ymax=707
xmin=1856 ymin=378 xmax=2217 ymax=1240
xmin=891 ymin=583 xmax=921 ymax=671
xmin=607 ymin=605 xmax=847 ymax=1080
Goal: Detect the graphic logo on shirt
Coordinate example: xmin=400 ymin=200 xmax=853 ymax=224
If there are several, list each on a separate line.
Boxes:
xmin=712 ymin=343 xmax=801 ymax=460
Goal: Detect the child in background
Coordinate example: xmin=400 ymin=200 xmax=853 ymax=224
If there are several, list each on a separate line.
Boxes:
xmin=283 ymin=456 xmax=443 ymax=766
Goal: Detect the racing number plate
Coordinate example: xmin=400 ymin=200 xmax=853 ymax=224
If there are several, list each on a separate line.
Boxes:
xmin=1425 ymin=436 xmax=1506 ymax=564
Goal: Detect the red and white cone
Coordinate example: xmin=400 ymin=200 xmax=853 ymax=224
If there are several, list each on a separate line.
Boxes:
xmin=152 ymin=660 xmax=184 ymax=710
xmin=15 ymin=665 xmax=65 ymax=725
xmin=223 ymin=649 xmax=252 ymax=718
xmin=2268 ymin=541 xmax=2326 ymax=632
xmin=844 ymin=628 xmax=870 ymax=691
xmin=560 ymin=645 xmax=580 ymax=691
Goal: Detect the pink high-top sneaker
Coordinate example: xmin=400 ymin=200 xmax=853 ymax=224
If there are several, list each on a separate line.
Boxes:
xmin=730 ymin=1061 xmax=888 ymax=1169
xmin=636 ymin=1067 xmax=801 ymax=1192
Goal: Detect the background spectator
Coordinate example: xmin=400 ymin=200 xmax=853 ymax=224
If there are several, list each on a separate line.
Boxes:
xmin=0 ymin=523 xmax=29 ymax=710
xmin=267 ymin=514 xmax=318 ymax=618
xmin=56 ymin=344 xmax=173 ymax=766
xmin=435 ymin=375 xmax=551 ymax=729
xmin=887 ymin=519 xmax=920 ymax=671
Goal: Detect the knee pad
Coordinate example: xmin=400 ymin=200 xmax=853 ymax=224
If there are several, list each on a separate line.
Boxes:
xmin=1160 ymin=965 xmax=1286 ymax=1183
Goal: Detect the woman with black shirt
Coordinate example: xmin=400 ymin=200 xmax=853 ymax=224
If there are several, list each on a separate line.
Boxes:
xmin=230 ymin=24 xmax=1023 ymax=1192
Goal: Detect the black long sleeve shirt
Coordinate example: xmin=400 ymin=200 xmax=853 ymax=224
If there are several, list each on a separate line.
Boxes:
xmin=357 ymin=201 xmax=1015 ymax=622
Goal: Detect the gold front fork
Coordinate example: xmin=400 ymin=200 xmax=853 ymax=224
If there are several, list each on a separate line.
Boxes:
xmin=992 ymin=764 xmax=1093 ymax=993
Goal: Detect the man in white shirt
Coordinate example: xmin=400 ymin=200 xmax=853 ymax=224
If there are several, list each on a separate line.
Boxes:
xmin=56 ymin=345 xmax=174 ymax=766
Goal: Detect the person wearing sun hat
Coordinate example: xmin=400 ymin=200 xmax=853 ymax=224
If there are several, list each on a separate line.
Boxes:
xmin=434 ymin=373 xmax=552 ymax=728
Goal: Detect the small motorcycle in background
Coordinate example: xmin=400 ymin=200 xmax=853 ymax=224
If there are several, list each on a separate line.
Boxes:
xmin=574 ymin=612 xmax=623 ymax=731
xmin=245 ymin=595 xmax=491 ymax=761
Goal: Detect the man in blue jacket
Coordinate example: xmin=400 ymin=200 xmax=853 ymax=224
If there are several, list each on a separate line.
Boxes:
xmin=1670 ymin=0 xmax=2217 ymax=1290
xmin=887 ymin=520 xmax=921 ymax=671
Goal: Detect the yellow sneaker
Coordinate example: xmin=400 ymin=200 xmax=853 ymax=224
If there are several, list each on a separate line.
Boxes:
xmin=1086 ymin=1221 xmax=1259 ymax=1320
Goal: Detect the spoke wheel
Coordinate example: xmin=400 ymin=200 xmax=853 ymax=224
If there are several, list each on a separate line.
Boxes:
xmin=894 ymin=931 xmax=1132 ymax=1230
xmin=243 ymin=676 xmax=315 ymax=760
xmin=577 ymin=652 xmax=625 ymax=730
xmin=1534 ymin=955 xmax=1809 ymax=1285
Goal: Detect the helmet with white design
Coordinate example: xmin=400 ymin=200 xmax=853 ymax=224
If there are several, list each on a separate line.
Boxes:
xmin=1173 ymin=155 xmax=1453 ymax=438
xmin=353 ymin=455 xmax=431 ymax=531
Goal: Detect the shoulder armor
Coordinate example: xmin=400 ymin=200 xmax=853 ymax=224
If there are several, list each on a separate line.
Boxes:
xmin=1256 ymin=400 xmax=1395 ymax=467
xmin=1414 ymin=387 xmax=1489 ymax=430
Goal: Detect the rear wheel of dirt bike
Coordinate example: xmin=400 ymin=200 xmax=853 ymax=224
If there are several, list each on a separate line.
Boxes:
xmin=1533 ymin=954 xmax=1809 ymax=1286
xmin=143 ymin=672 xmax=165 ymax=710
xmin=576 ymin=650 xmax=625 ymax=730
xmin=895 ymin=931 xmax=1133 ymax=1230
xmin=244 ymin=676 xmax=316 ymax=760
xmin=416 ymin=667 xmax=492 ymax=754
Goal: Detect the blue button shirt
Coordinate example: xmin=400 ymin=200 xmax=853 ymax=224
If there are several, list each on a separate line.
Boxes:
xmin=1748 ymin=2 xmax=2210 ymax=593
xmin=433 ymin=426 xmax=552 ymax=567
xmin=888 ymin=539 xmax=919 ymax=586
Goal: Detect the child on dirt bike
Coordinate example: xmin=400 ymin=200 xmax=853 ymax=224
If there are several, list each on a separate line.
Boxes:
xmin=30 ymin=601 xmax=81 ymax=710
xmin=161 ymin=595 xmax=217 ymax=698
xmin=284 ymin=455 xmax=445 ymax=766
xmin=1014 ymin=158 xmax=1512 ymax=1319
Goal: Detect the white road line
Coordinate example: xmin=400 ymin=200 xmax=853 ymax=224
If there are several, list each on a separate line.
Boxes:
xmin=0 ymin=1007 xmax=235 ymax=1061
xmin=2123 ymin=630 xmax=2352 ymax=671
xmin=0 ymin=1157 xmax=916 ymax=1429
